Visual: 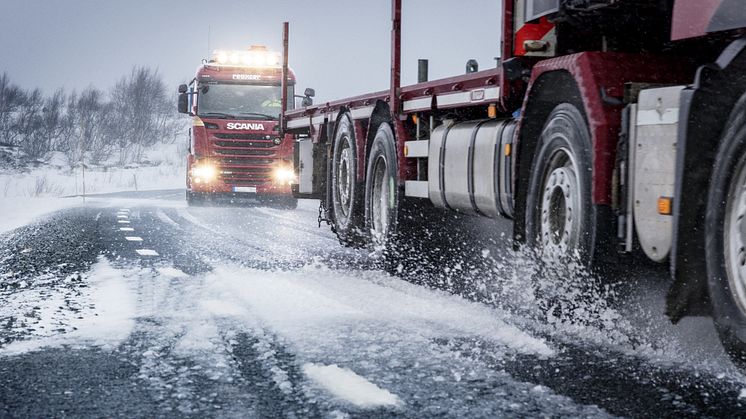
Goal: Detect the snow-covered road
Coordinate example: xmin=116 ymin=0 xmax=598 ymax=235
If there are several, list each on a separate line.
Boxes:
xmin=1 ymin=190 xmax=745 ymax=417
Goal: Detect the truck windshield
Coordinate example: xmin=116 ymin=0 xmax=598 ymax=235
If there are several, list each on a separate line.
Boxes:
xmin=197 ymin=84 xmax=290 ymax=120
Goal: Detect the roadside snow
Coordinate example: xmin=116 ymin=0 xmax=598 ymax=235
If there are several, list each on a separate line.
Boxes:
xmin=303 ymin=363 xmax=401 ymax=408
xmin=0 ymin=164 xmax=184 ymax=198
xmin=0 ymin=196 xmax=82 ymax=234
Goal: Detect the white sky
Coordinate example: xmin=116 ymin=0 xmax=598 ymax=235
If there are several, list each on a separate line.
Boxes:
xmin=1 ymin=0 xmax=501 ymax=102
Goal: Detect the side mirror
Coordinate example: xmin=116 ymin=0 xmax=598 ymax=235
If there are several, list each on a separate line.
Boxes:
xmin=465 ymin=59 xmax=479 ymax=74
xmin=178 ymin=84 xmax=188 ymax=94
xmin=177 ymin=93 xmax=189 ymax=114
xmin=303 ymin=87 xmax=315 ymax=98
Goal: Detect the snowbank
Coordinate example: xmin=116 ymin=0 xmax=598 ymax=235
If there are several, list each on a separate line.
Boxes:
xmin=0 ymin=196 xmax=83 ymax=234
xmin=0 ymin=143 xmax=186 ymax=198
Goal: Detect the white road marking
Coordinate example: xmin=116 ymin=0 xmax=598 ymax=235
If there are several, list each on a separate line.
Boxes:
xmin=135 ymin=249 xmax=159 ymax=256
xmin=117 ymin=215 xmax=128 ymax=219
xmin=119 ymin=208 xmax=130 ymax=212
xmin=119 ymin=227 xmax=135 ymax=231
xmin=95 ymin=212 xmax=102 ymax=221
xmin=125 ymin=236 xmax=143 ymax=242
xmin=118 ymin=220 xmax=130 ymax=224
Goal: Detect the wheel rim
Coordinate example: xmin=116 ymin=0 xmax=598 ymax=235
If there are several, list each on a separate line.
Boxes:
xmin=539 ymin=147 xmax=582 ymax=259
xmin=371 ymin=155 xmax=390 ymax=243
xmin=724 ymin=154 xmax=746 ymax=315
xmin=336 ymin=138 xmax=353 ymax=218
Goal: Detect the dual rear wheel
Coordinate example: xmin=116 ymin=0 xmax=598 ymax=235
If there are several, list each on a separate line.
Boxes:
xmin=330 ymin=116 xmax=399 ymax=249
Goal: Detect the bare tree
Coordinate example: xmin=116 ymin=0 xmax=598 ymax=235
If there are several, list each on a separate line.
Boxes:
xmin=15 ymin=88 xmax=46 ymax=159
xmin=111 ymin=66 xmax=179 ymax=165
xmin=0 ymin=73 xmax=26 ymax=146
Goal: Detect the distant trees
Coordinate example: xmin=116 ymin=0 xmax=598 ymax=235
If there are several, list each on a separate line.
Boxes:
xmin=0 ymin=67 xmax=183 ymax=167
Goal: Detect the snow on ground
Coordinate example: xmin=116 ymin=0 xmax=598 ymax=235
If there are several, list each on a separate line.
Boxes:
xmin=302 ymin=363 xmax=402 ymax=408
xmin=0 ymin=196 xmax=82 ymax=234
xmin=0 ymin=144 xmax=185 ymax=198
xmin=0 ymin=164 xmax=184 ymax=198
xmin=0 ymin=257 xmax=137 ymax=355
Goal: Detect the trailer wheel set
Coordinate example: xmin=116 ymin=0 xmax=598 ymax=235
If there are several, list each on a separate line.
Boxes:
xmin=281 ymin=0 xmax=746 ymax=369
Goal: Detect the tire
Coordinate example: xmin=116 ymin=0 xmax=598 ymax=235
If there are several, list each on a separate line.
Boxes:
xmin=186 ymin=190 xmax=205 ymax=207
xmin=330 ymin=113 xmax=365 ymax=245
xmin=525 ymin=103 xmax=610 ymax=267
xmin=364 ymin=123 xmax=399 ymax=249
xmin=705 ymin=91 xmax=746 ymax=368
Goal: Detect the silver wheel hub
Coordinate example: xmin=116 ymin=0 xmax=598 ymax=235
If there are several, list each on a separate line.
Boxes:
xmin=371 ymin=156 xmax=391 ymax=244
xmin=337 ymin=144 xmax=353 ymax=217
xmin=540 ymin=151 xmax=581 ymax=260
xmin=724 ymin=158 xmax=746 ymax=314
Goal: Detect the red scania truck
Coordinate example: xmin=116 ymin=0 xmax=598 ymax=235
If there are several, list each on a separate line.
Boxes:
xmin=281 ymin=1 xmax=746 ymax=366
xmin=178 ymin=44 xmax=306 ymax=207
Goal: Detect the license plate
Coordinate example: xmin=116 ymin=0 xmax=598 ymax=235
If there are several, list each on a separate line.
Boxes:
xmin=233 ymin=186 xmax=257 ymax=193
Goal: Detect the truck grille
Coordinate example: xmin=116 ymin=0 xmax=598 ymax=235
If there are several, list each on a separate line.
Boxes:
xmin=219 ymin=167 xmax=274 ymax=184
xmin=210 ymin=132 xmax=281 ymax=186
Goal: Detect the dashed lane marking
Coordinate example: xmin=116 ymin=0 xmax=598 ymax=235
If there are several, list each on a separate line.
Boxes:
xmin=117 ymin=214 xmax=128 ymax=219
xmin=125 ymin=236 xmax=143 ymax=242
xmin=117 ymin=220 xmax=130 ymax=224
xmin=135 ymin=249 xmax=159 ymax=256
xmin=119 ymin=227 xmax=135 ymax=231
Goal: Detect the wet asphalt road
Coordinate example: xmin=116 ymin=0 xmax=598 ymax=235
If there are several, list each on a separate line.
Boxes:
xmin=1 ymin=189 xmax=746 ymax=418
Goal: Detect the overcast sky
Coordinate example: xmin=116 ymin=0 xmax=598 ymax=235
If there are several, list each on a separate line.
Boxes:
xmin=1 ymin=0 xmax=500 ymax=102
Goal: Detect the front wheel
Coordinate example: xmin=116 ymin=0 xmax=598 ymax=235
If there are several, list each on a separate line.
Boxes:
xmin=706 ymin=91 xmax=746 ymax=367
xmin=365 ymin=123 xmax=399 ymax=249
xmin=525 ymin=103 xmax=600 ymax=264
xmin=186 ymin=190 xmax=205 ymax=207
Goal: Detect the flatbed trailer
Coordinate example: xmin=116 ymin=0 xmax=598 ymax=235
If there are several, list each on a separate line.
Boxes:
xmin=281 ymin=0 xmax=746 ymax=367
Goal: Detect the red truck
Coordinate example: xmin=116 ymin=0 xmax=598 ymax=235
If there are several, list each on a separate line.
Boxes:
xmin=281 ymin=1 xmax=746 ymax=366
xmin=178 ymin=44 xmax=308 ymax=208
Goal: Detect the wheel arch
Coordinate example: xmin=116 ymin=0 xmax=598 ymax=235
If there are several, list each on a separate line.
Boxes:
xmin=364 ymin=101 xmax=395 ymax=180
xmin=513 ymin=69 xmax=586 ymax=246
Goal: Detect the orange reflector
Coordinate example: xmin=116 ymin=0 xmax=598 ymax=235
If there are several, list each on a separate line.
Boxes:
xmin=404 ymin=145 xmax=409 ymax=157
xmin=412 ymin=114 xmax=418 ymax=124
xmin=488 ymin=103 xmax=497 ymax=119
xmin=658 ymin=197 xmax=673 ymax=215
xmin=504 ymin=143 xmax=511 ymax=157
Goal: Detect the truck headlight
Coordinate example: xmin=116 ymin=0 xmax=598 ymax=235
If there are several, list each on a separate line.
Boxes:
xmin=192 ymin=163 xmax=218 ymax=183
xmin=273 ymin=167 xmax=295 ymax=185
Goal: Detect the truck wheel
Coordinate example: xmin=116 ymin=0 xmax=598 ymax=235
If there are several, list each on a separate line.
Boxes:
xmin=365 ymin=123 xmax=399 ymax=249
xmin=331 ymin=114 xmax=364 ymax=245
xmin=186 ymin=190 xmax=204 ymax=207
xmin=705 ymin=91 xmax=746 ymax=368
xmin=525 ymin=103 xmax=600 ymax=264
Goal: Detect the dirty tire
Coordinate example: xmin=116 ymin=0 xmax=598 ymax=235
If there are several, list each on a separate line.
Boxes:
xmin=525 ymin=103 xmax=610 ymax=269
xmin=705 ymin=90 xmax=746 ymax=368
xmin=331 ymin=113 xmax=365 ymax=246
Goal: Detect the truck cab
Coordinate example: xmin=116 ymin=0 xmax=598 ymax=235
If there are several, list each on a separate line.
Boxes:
xmin=178 ymin=45 xmax=298 ymax=207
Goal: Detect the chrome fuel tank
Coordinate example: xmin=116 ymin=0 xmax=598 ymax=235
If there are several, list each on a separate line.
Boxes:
xmin=428 ymin=119 xmax=515 ymax=218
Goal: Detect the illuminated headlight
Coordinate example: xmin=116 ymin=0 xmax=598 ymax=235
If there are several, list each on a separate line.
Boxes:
xmin=272 ymin=137 xmax=282 ymax=145
xmin=273 ymin=167 xmax=295 ymax=184
xmin=192 ymin=164 xmax=218 ymax=183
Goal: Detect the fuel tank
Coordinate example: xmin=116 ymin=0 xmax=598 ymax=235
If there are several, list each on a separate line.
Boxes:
xmin=428 ymin=119 xmax=516 ymax=218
